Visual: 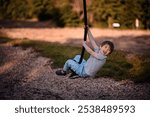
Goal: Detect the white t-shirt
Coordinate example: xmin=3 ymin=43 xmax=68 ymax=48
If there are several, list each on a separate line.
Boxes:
xmin=84 ymin=48 xmax=107 ymax=77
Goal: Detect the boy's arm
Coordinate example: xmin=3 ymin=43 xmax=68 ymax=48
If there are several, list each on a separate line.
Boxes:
xmin=87 ymin=28 xmax=99 ymax=49
xmin=83 ymin=41 xmax=100 ymax=59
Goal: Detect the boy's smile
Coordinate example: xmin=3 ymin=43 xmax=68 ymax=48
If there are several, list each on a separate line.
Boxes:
xmin=100 ymin=44 xmax=111 ymax=56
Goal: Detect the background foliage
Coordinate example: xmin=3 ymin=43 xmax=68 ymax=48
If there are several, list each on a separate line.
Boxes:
xmin=0 ymin=0 xmax=149 ymax=29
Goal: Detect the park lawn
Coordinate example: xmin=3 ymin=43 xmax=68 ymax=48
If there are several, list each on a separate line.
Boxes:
xmin=0 ymin=37 xmax=150 ymax=83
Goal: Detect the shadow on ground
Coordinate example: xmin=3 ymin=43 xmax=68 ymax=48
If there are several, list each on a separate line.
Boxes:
xmin=0 ymin=20 xmax=54 ymax=28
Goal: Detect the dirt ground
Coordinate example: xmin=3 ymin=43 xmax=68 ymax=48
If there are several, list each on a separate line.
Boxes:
xmin=0 ymin=41 xmax=150 ymax=100
xmin=0 ymin=28 xmax=150 ymax=55
xmin=0 ymin=27 xmax=150 ymax=99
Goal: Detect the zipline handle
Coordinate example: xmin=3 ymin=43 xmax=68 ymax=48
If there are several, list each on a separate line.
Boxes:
xmin=79 ymin=0 xmax=88 ymax=64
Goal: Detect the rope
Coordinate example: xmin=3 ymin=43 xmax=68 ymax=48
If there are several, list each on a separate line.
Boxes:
xmin=79 ymin=0 xmax=88 ymax=64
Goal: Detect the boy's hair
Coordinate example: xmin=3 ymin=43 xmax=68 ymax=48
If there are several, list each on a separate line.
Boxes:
xmin=101 ymin=41 xmax=114 ymax=54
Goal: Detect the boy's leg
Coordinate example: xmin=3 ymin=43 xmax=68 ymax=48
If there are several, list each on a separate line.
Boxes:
xmin=56 ymin=58 xmax=79 ymax=76
xmin=56 ymin=55 xmax=86 ymax=77
xmin=63 ymin=59 xmax=79 ymax=72
xmin=73 ymin=55 xmax=81 ymax=62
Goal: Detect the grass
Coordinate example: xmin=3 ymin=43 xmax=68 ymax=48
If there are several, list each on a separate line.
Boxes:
xmin=1 ymin=37 xmax=150 ymax=83
xmin=0 ymin=37 xmax=13 ymax=43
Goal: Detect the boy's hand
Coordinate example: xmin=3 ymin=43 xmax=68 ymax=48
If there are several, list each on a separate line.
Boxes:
xmin=82 ymin=41 xmax=87 ymax=46
xmin=84 ymin=25 xmax=89 ymax=30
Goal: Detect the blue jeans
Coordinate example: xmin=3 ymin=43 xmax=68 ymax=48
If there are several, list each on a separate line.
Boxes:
xmin=63 ymin=55 xmax=88 ymax=77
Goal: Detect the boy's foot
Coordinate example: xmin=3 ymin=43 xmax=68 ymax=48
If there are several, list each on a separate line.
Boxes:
xmin=56 ymin=70 xmax=66 ymax=76
xmin=68 ymin=72 xmax=79 ymax=79
xmin=69 ymin=74 xmax=79 ymax=79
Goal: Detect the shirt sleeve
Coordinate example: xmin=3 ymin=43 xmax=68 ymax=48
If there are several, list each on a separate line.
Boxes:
xmin=97 ymin=53 xmax=106 ymax=60
xmin=94 ymin=47 xmax=100 ymax=53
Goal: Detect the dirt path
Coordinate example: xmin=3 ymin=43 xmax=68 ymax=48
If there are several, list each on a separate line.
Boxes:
xmin=1 ymin=28 xmax=150 ymax=55
xmin=0 ymin=44 xmax=150 ymax=100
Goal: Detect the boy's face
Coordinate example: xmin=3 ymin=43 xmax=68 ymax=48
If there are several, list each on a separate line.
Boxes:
xmin=100 ymin=44 xmax=111 ymax=56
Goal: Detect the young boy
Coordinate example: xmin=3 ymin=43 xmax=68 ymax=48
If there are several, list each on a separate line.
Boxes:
xmin=56 ymin=27 xmax=114 ymax=78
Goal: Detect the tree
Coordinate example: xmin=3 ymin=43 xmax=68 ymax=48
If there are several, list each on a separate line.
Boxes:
xmin=32 ymin=0 xmax=64 ymax=26
xmin=0 ymin=0 xmax=9 ymax=19
xmin=33 ymin=0 xmax=55 ymax=20
xmin=89 ymin=0 xmax=123 ymax=28
xmin=140 ymin=0 xmax=150 ymax=29
xmin=3 ymin=0 xmax=30 ymax=19
xmin=119 ymin=0 xmax=150 ymax=29
xmin=57 ymin=0 xmax=81 ymax=27
xmin=120 ymin=0 xmax=141 ymax=28
xmin=0 ymin=0 xmax=149 ymax=29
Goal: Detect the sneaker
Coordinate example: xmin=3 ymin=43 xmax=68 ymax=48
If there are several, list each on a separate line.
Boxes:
xmin=69 ymin=74 xmax=79 ymax=79
xmin=68 ymin=72 xmax=79 ymax=79
xmin=56 ymin=70 xmax=66 ymax=76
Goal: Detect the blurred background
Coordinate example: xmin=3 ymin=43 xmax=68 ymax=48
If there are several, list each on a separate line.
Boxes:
xmin=0 ymin=0 xmax=149 ymax=29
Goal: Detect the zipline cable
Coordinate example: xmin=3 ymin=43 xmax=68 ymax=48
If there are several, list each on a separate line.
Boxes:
xmin=79 ymin=0 xmax=88 ymax=64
